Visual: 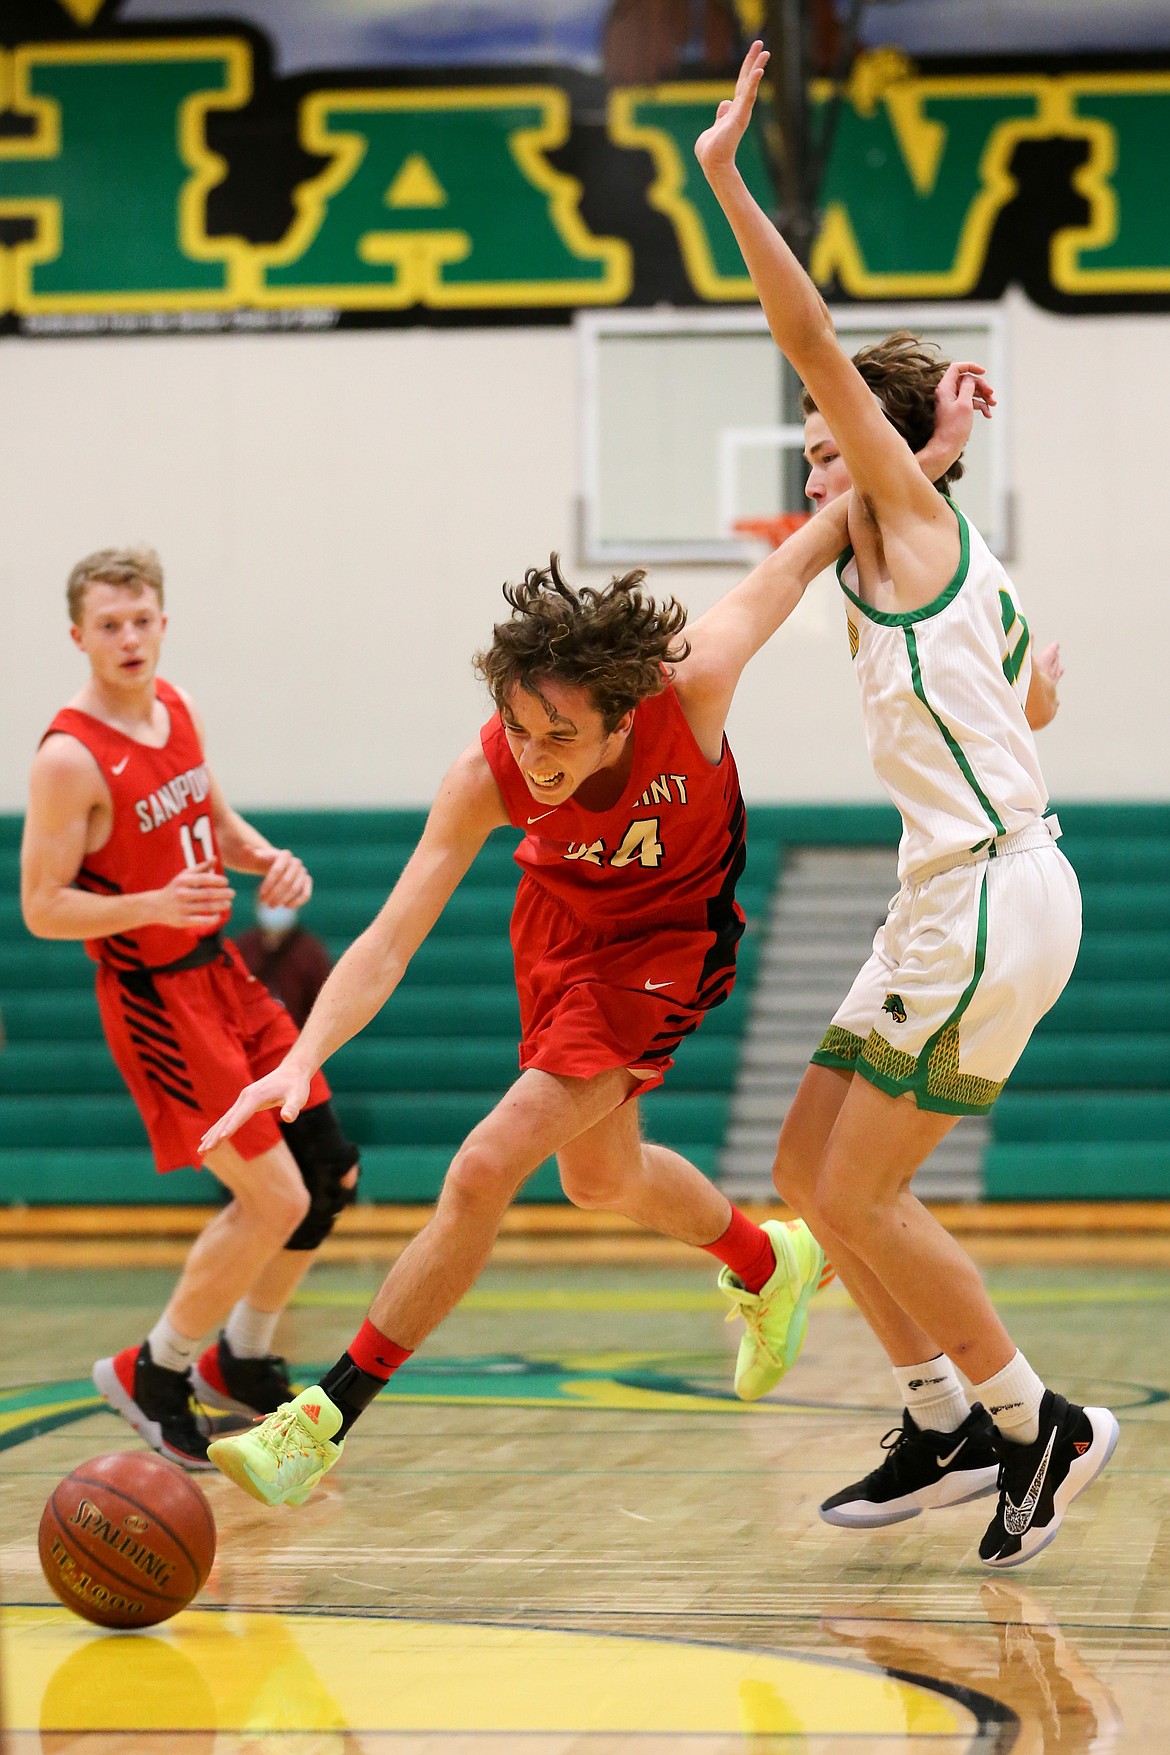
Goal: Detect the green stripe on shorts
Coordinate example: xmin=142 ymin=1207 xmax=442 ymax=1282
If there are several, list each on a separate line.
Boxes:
xmin=853 ymin=870 xmax=1008 ymax=1117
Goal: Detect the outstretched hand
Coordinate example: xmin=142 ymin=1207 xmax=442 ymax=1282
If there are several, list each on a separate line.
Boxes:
xmin=940 ymin=359 xmax=995 ymax=420
xmin=695 ymin=39 xmax=769 ymax=176
xmin=933 ymin=359 xmax=996 ymax=450
xmin=198 ymin=1058 xmax=313 ymax=1156
xmin=921 ymin=361 xmax=998 ymax=482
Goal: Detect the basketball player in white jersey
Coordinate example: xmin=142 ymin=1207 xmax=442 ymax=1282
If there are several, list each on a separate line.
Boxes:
xmin=696 ymin=42 xmax=1117 ymax=1568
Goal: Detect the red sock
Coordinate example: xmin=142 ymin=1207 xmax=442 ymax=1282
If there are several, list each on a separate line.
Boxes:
xmin=702 ymin=1206 xmax=776 ymax=1294
xmin=348 ymin=1318 xmax=412 ymax=1382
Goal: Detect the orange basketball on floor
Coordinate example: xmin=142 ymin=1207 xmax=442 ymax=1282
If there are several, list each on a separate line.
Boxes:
xmin=38 ymin=1452 xmax=216 ymax=1629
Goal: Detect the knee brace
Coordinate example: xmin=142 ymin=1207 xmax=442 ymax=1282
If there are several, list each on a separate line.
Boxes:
xmin=279 ymin=1102 xmax=360 ymax=1251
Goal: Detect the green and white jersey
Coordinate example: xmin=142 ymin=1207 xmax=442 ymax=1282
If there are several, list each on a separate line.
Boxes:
xmin=838 ymin=501 xmax=1047 ymax=882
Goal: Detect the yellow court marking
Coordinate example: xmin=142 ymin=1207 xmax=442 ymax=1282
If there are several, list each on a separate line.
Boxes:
xmin=293 ymin=1286 xmax=733 ymax=1312
xmin=293 ymin=1284 xmax=1170 ymax=1313
xmin=4 ymin=1606 xmax=975 ymax=1738
xmin=0 ymin=1393 xmax=99 ymax=1446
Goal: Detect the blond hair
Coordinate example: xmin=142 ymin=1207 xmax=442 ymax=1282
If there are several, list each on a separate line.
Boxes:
xmin=67 ymin=547 xmax=165 ymax=626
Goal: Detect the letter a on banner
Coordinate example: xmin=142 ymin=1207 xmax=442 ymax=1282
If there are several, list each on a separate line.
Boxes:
xmin=252 ymin=86 xmax=630 ymax=310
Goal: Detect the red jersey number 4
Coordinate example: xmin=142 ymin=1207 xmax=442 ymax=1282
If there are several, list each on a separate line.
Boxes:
xmin=568 ymin=816 xmax=664 ymax=870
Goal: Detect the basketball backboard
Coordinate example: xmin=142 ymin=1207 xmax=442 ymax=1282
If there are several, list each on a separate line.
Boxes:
xmin=578 ymin=304 xmax=1009 ymax=565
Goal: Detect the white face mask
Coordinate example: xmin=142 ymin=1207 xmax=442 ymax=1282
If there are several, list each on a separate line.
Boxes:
xmin=256 ymin=904 xmax=298 ymax=932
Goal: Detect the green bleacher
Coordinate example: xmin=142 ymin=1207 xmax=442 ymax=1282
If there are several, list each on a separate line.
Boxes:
xmin=0 ymin=809 xmax=777 ymax=1206
xmin=985 ymin=805 xmax=1170 ymax=1199
xmin=2 ymin=804 xmax=1166 ymax=1205
xmin=748 ymin=804 xmax=1170 ymax=1199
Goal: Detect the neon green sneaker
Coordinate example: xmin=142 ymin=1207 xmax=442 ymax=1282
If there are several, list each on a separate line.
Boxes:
xmin=718 ymin=1218 xmax=827 ymax=1401
xmin=207 ymin=1385 xmax=344 ymax=1507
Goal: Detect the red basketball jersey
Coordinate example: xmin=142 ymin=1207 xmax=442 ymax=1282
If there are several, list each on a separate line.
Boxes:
xmin=42 ymin=678 xmax=229 ymax=970
xmin=480 ymin=683 xmax=745 ymax=931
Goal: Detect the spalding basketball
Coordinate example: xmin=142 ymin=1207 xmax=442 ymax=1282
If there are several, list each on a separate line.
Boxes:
xmin=38 ymin=1452 xmax=216 ymax=1629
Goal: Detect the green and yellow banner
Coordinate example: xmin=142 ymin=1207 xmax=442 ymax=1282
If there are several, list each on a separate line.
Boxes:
xmin=3 ymin=3 xmax=1168 ymax=332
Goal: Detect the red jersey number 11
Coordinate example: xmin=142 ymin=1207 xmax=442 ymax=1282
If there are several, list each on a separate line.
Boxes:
xmin=179 ymin=815 xmax=215 ymax=869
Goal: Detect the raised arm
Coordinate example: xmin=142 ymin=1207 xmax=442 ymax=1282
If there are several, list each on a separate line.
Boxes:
xmin=22 ymin=735 xmax=234 ymax=940
xmin=695 ymin=44 xmax=958 ymax=599
xmin=198 ymin=740 xmax=509 ymax=1148
xmin=674 ymin=496 xmax=850 ymax=758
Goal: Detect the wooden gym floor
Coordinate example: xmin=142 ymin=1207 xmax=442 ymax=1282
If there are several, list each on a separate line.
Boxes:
xmin=1 ymin=1218 xmax=1168 ymax=1752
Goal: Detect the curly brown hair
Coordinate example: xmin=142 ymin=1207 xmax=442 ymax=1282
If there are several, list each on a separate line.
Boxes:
xmin=474 ymin=555 xmax=690 ymax=732
xmin=67 ymin=546 xmax=165 ymax=626
xmin=801 ymin=330 xmax=965 ymax=491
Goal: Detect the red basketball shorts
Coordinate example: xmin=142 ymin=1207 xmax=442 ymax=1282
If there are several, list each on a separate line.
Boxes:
xmin=96 ymin=938 xmax=331 ymax=1174
xmin=511 ymin=877 xmax=743 ymax=1094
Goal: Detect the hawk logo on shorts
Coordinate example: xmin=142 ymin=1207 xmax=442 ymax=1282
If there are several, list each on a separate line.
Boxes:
xmin=881 ymin=993 xmax=907 ymax=1024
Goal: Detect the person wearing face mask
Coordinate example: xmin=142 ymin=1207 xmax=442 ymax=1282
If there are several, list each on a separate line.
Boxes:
xmin=236 ymin=902 xmax=333 ymax=1032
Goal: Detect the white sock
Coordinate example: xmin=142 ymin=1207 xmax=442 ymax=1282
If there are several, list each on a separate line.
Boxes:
xmin=224 ymin=1301 xmax=280 ymax=1360
xmin=892 ymin=1355 xmax=971 ymax=1435
xmin=973 ymin=1350 xmax=1045 ymax=1446
xmin=147 ymin=1314 xmax=201 ymax=1375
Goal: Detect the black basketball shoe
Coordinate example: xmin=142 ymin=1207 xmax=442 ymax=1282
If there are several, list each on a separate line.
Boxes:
xmin=191 ymin=1332 xmax=294 ymax=1418
xmin=820 ymin=1402 xmax=1000 ymax=1528
xmin=92 ymin=1340 xmax=214 ymax=1471
xmin=979 ymin=1390 xmax=1119 ymax=1569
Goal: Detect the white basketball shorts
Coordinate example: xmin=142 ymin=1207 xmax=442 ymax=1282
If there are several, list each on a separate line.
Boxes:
xmin=810 ymin=834 xmax=1082 ymax=1115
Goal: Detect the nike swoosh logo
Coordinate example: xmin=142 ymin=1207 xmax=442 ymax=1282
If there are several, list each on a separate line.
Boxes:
xmin=937 ymin=1438 xmax=967 ymax=1468
xmin=1002 ymin=1425 xmax=1057 ymax=1536
xmin=110 ymin=756 xmax=129 ymax=775
xmin=644 ymin=979 xmax=673 ymax=991
xmin=527 ymin=811 xmax=556 ymax=825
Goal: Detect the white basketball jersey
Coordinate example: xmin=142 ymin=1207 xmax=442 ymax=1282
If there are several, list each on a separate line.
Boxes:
xmin=838 ymin=504 xmax=1048 ymax=881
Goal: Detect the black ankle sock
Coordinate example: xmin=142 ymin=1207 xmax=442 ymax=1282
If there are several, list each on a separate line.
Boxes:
xmin=320 ymin=1353 xmax=387 ymax=1439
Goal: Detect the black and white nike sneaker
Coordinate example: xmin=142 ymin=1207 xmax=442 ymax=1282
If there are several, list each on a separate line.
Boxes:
xmin=92 ymin=1341 xmax=215 ymax=1471
xmin=979 ymin=1390 xmax=1119 ymax=1569
xmin=820 ymin=1402 xmax=1000 ymax=1528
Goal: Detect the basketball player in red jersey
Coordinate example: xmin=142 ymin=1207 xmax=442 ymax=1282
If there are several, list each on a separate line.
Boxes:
xmin=21 ymin=548 xmax=360 ymax=1468
xmin=198 ymin=470 xmax=958 ymax=1507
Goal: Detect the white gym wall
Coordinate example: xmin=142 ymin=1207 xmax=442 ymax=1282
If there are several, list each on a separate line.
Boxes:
xmin=2 ymin=290 xmax=1165 ymax=811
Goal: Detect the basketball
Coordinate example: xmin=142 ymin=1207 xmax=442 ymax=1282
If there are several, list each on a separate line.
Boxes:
xmin=38 ymin=1452 xmax=216 ymax=1629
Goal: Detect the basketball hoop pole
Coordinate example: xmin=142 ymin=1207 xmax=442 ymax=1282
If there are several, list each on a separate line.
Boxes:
xmin=764 ymin=0 xmax=815 ymax=268
xmin=759 ymin=0 xmax=871 ymax=272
